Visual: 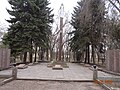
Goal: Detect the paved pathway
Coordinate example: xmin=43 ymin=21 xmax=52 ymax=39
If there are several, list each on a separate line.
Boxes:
xmin=1 ymin=63 xmax=119 ymax=90
xmin=0 ymin=80 xmax=105 ymax=90
xmin=17 ymin=63 xmax=93 ymax=80
xmin=0 ymin=63 xmax=118 ymax=81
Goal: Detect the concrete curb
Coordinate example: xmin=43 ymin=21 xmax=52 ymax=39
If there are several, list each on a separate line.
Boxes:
xmin=96 ymin=79 xmax=120 ymax=90
xmin=0 ymin=77 xmax=14 ymax=86
xmin=95 ymin=79 xmax=111 ymax=90
xmin=98 ymin=68 xmax=120 ymax=76
xmin=89 ymin=67 xmax=120 ymax=76
xmin=0 ymin=75 xmax=12 ymax=78
xmin=17 ymin=78 xmax=94 ymax=82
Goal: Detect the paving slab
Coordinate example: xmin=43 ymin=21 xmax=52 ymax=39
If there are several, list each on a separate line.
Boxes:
xmin=0 ymin=69 xmax=12 ymax=76
xmin=16 ymin=63 xmax=93 ymax=81
xmin=0 ymin=80 xmax=105 ymax=90
xmin=0 ymin=63 xmax=119 ymax=81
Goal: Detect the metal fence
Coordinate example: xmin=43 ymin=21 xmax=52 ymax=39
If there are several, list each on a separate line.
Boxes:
xmin=0 ymin=48 xmax=11 ymax=70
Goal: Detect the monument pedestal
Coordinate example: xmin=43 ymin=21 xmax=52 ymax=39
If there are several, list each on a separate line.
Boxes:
xmin=47 ymin=61 xmax=69 ymax=70
xmin=52 ymin=65 xmax=63 ymax=70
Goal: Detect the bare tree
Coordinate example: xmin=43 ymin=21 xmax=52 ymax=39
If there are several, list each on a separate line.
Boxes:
xmin=49 ymin=11 xmax=72 ymax=61
xmin=108 ymin=0 xmax=120 ymax=12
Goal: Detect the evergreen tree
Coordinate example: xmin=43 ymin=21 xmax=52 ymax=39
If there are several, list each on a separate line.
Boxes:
xmin=4 ymin=0 xmax=54 ymax=62
xmin=70 ymin=0 xmax=105 ymax=63
xmin=70 ymin=0 xmax=90 ymax=62
xmin=88 ymin=0 xmax=105 ymax=63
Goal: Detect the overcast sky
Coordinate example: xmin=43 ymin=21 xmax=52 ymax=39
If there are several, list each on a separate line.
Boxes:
xmin=0 ymin=0 xmax=11 ymax=24
xmin=0 ymin=0 xmax=79 ymax=26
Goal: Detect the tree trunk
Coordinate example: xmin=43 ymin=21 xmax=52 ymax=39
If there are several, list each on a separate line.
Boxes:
xmin=62 ymin=51 xmax=64 ymax=61
xmin=56 ymin=48 xmax=58 ymax=61
xmin=85 ymin=52 xmax=87 ymax=63
xmin=29 ymin=52 xmax=32 ymax=63
xmin=23 ymin=52 xmax=27 ymax=63
xmin=20 ymin=53 xmax=23 ymax=61
xmin=73 ymin=51 xmax=76 ymax=62
xmin=29 ymin=39 xmax=33 ymax=63
xmin=97 ymin=52 xmax=100 ymax=64
xmin=85 ymin=45 xmax=88 ymax=63
xmin=46 ymin=49 xmax=49 ymax=61
xmin=92 ymin=45 xmax=95 ymax=64
xmin=88 ymin=44 xmax=90 ymax=64
xmin=34 ymin=46 xmax=37 ymax=62
xmin=50 ymin=49 xmax=53 ymax=61
xmin=65 ymin=46 xmax=68 ymax=62
xmin=38 ymin=47 xmax=41 ymax=60
xmin=68 ymin=50 xmax=71 ymax=62
xmin=40 ymin=48 xmax=44 ymax=60
xmin=76 ymin=51 xmax=81 ymax=62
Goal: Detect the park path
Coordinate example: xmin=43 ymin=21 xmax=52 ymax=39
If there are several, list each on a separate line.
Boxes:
xmin=0 ymin=80 xmax=105 ymax=90
xmin=1 ymin=63 xmax=119 ymax=90
xmin=17 ymin=63 xmax=93 ymax=80
xmin=0 ymin=63 xmax=117 ymax=81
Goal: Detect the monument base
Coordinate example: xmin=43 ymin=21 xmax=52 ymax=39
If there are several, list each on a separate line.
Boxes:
xmin=52 ymin=65 xmax=63 ymax=70
xmin=47 ymin=61 xmax=69 ymax=69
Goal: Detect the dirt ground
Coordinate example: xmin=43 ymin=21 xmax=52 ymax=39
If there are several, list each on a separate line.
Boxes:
xmin=0 ymin=80 xmax=105 ymax=90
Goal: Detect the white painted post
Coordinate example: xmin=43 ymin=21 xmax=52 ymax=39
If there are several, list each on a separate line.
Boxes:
xmin=93 ymin=65 xmax=98 ymax=80
xmin=12 ymin=66 xmax=17 ymax=79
